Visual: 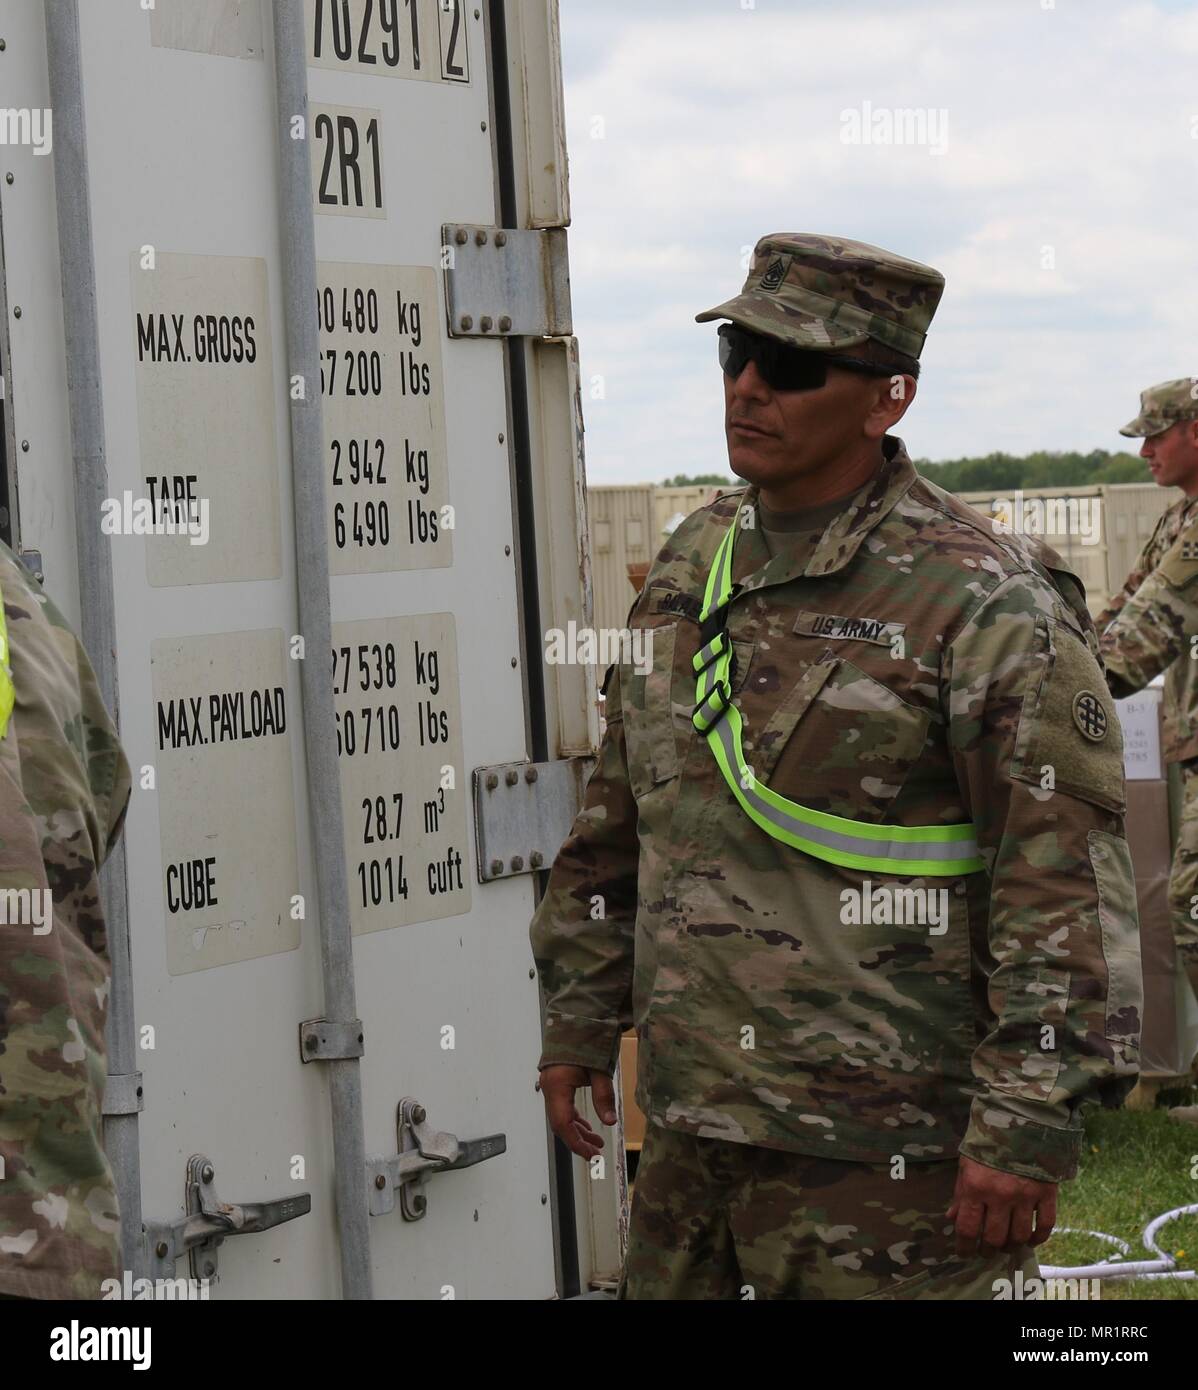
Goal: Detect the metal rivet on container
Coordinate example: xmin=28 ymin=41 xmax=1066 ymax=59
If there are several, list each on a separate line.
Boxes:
xmin=412 ymin=1105 xmax=426 ymax=1124
xmin=510 ymin=856 xmax=524 ymax=872
xmin=480 ymin=315 xmax=492 ymax=332
xmin=459 ymin=315 xmax=473 ymax=331
xmin=524 ymin=766 xmax=538 ymax=783
xmin=304 ymin=1034 xmax=318 ymax=1051
xmin=455 ymin=228 xmax=468 ymax=245
xmin=504 ymin=544 xmax=511 ymax=556
xmin=485 ymin=772 xmax=498 ymax=790
xmin=474 ymin=8 xmax=480 ymax=17
xmin=480 ymin=121 xmax=487 ymax=132
xmin=155 ymin=1241 xmax=169 ymax=1258
xmin=528 ymin=968 xmax=535 ymax=979
xmin=475 ymin=229 xmax=487 ymax=245
xmin=498 ymin=433 xmax=504 ymax=443
xmin=0 ymin=40 xmax=6 ymax=51
xmin=495 ymin=231 xmax=507 ymax=247
xmin=490 ymin=858 xmax=503 ymax=876
xmin=510 ymin=656 xmax=517 ymax=668
xmin=505 ymin=769 xmax=519 ymax=786
xmin=375 ymin=1174 xmax=386 ymax=1190
xmin=20 ymin=440 xmax=29 ymax=452
xmin=499 ymin=315 xmax=512 ymax=332
xmin=12 ymin=306 xmax=20 ymax=318
xmin=204 ymin=1261 xmax=216 ymax=1277
xmin=541 ymin=1194 xmax=548 ymax=1206
xmin=201 ymin=1164 xmax=214 ymax=1184
xmin=4 ymin=173 xmax=12 ymax=185
xmin=530 ymin=851 xmax=544 ymax=868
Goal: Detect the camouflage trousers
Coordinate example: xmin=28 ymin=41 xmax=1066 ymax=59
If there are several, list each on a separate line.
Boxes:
xmin=618 ymin=1124 xmax=1039 ymax=1300
xmin=1170 ymin=759 xmax=1198 ymax=1006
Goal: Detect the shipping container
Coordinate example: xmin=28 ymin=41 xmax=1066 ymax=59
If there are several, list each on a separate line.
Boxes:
xmin=589 ymin=482 xmax=721 ymax=636
xmin=653 ymin=484 xmax=714 ymax=547
xmin=1103 ymin=482 xmax=1178 ymax=602
xmin=0 ymin=0 xmax=622 ymax=1299
xmin=587 ymin=484 xmax=655 ymax=638
xmin=956 ymin=482 xmax=1177 ymax=618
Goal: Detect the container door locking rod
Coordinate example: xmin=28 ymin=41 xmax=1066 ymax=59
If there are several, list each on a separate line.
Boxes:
xmin=142 ymin=1155 xmax=311 ymax=1282
xmin=366 ymin=1098 xmax=506 ymax=1220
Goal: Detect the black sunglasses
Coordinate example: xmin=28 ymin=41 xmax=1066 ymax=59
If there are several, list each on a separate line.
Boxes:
xmin=717 ymin=323 xmax=895 ymax=392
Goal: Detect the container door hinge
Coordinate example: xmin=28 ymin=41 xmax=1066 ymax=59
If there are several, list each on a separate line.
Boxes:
xmin=365 ymin=1098 xmax=506 ymax=1221
xmin=142 ymin=1154 xmax=311 ymax=1282
xmin=473 ymin=756 xmax=592 ymax=881
xmin=442 ymin=224 xmax=571 ymax=338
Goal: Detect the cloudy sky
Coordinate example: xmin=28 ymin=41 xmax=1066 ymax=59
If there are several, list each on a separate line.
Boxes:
xmin=557 ymin=0 xmax=1198 ymax=483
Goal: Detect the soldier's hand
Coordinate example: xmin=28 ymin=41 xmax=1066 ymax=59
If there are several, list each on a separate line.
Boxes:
xmin=947 ymin=1155 xmax=1057 ymax=1256
xmin=537 ymin=1064 xmax=618 ymax=1160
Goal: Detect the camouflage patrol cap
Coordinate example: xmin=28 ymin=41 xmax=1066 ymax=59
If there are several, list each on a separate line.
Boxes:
xmin=1119 ymin=378 xmax=1198 ymax=438
xmin=695 ymin=232 xmax=945 ymax=359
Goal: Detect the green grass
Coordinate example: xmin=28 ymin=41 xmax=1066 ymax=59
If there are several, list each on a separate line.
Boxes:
xmin=1038 ymin=1093 xmax=1198 ymax=1300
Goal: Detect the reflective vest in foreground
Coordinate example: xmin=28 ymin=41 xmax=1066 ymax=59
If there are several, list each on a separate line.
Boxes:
xmin=0 ymin=583 xmax=12 ymax=739
xmin=690 ymin=500 xmax=986 ymax=878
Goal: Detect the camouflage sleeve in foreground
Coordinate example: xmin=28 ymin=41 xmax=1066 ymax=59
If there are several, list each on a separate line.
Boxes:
xmin=1099 ymin=519 xmax=1198 ymax=699
xmin=0 ymin=547 xmax=133 ymax=1300
xmin=528 ymin=664 xmax=638 ymax=1075
xmin=944 ymin=573 xmax=1140 ymax=1184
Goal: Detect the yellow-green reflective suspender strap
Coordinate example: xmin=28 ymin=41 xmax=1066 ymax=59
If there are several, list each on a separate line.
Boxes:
xmin=0 ymin=581 xmax=12 ymax=740
xmin=690 ymin=500 xmax=985 ymax=878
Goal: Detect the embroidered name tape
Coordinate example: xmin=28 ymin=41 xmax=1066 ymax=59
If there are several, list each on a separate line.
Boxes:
xmin=794 ymin=611 xmax=906 ymax=646
xmin=646 ymin=586 xmax=703 ymax=623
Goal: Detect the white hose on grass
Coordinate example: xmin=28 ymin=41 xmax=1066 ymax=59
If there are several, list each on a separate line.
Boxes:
xmin=1040 ymin=1205 xmax=1198 ymax=1282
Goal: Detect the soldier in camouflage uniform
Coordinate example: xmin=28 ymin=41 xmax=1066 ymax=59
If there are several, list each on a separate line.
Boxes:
xmin=1097 ymin=379 xmax=1198 ymax=1012
xmin=0 ymin=544 xmax=131 ymax=1298
xmin=531 ymin=233 xmax=1141 ymax=1300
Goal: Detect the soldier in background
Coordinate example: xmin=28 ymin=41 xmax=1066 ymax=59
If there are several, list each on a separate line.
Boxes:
xmin=1097 ymin=380 xmax=1198 ymax=1048
xmin=0 ymin=545 xmax=131 ymax=1298
xmin=531 ymin=234 xmax=1141 ymax=1299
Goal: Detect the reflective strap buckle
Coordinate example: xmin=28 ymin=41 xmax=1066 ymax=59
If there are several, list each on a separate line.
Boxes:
xmin=692 ymin=680 xmax=732 ymax=734
xmin=691 ymin=629 xmax=731 ymax=677
xmin=697 ymin=584 xmax=741 ymax=647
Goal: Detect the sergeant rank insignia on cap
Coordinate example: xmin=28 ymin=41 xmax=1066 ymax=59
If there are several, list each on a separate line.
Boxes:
xmin=760 ymin=256 xmax=789 ymax=292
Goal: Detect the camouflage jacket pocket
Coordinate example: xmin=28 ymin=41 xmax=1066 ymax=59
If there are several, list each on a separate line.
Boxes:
xmin=1089 ymin=829 xmax=1143 ymax=1046
xmin=748 ymin=656 xmax=931 ymax=821
xmin=622 ymin=622 xmax=680 ymax=798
